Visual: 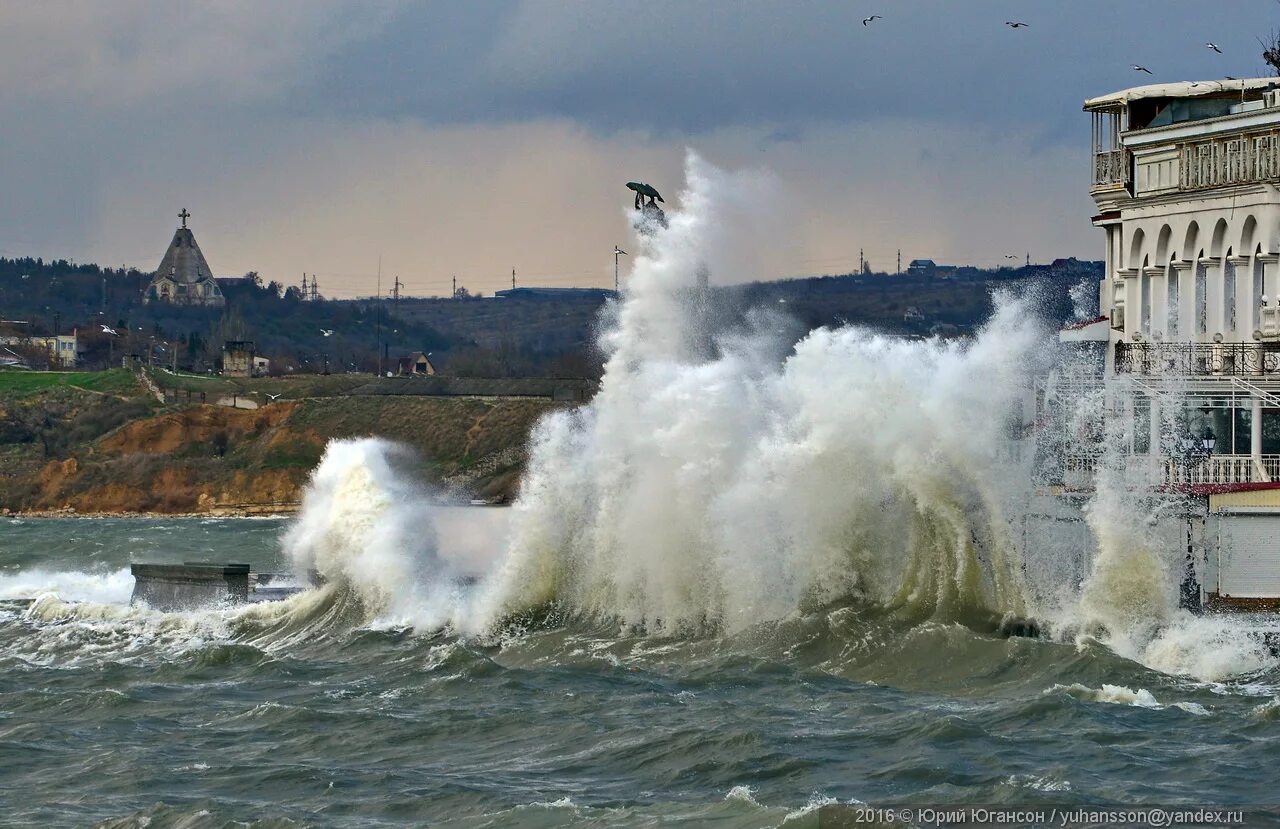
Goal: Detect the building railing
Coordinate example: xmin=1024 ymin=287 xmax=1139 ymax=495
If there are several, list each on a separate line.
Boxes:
xmin=1093 ymin=149 xmax=1130 ymax=188
xmin=1180 ymin=132 xmax=1280 ymax=191
xmin=1063 ymin=453 xmax=1280 ymax=488
xmin=1166 ymin=454 xmax=1261 ymax=486
xmin=1115 ymin=342 xmax=1280 ymax=376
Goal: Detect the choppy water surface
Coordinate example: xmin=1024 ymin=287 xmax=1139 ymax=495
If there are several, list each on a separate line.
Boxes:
xmin=1 ymin=517 xmax=1279 ymax=828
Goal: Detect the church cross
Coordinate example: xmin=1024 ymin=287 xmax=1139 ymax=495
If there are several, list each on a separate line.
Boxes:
xmin=178 ymin=208 xmax=190 ymax=228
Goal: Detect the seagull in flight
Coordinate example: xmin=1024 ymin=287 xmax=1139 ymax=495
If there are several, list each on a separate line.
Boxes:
xmin=100 ymin=324 xmax=118 ymax=336
xmin=614 ymin=246 xmax=627 ymax=256
xmin=1206 ymin=42 xmax=1223 ymax=54
xmin=1005 ymin=21 xmax=1029 ymax=28
xmin=320 ymin=329 xmax=334 ymax=337
xmin=862 ymin=15 xmax=881 ymax=26
xmin=265 ymin=393 xmax=281 ymax=401
xmin=1132 ymin=64 xmax=1154 ymax=74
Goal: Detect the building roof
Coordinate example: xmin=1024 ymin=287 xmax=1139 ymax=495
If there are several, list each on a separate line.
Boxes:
xmin=1084 ymin=77 xmax=1279 ymax=111
xmin=155 ymin=226 xmax=215 ymax=285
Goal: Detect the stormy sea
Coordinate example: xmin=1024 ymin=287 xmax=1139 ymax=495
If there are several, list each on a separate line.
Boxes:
xmin=4 ymin=157 xmax=1280 ymax=827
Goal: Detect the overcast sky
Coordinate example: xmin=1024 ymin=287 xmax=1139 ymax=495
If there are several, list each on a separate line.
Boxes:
xmin=2 ymin=1 xmax=1278 ymax=297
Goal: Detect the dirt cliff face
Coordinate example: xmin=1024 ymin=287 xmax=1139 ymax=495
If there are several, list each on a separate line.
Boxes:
xmin=2 ymin=394 xmax=561 ymax=515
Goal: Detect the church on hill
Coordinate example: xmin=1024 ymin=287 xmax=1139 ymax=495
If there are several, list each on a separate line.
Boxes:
xmin=143 ymin=209 xmax=225 ymax=307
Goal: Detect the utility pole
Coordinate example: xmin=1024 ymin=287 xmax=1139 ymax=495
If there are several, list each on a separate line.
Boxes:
xmin=859 ymin=248 xmax=864 ymax=275
xmin=512 ymin=267 xmax=517 ymax=291
xmin=614 ymin=246 xmax=628 ymax=292
xmin=897 ymin=249 xmax=901 ymax=276
xmin=301 ymin=273 xmax=308 ymax=299
xmin=1026 ymin=252 xmax=1031 ymax=267
xmin=393 ymin=275 xmax=403 ymax=312
xmin=452 ymin=274 xmax=457 ymax=298
xmin=311 ymin=276 xmax=319 ymax=301
xmin=376 ymin=256 xmax=382 ymax=377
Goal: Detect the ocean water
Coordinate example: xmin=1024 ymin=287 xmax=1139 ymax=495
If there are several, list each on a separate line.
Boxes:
xmin=4 ymin=154 xmax=1280 ymax=826
xmin=2 ymin=516 xmax=1280 ymax=828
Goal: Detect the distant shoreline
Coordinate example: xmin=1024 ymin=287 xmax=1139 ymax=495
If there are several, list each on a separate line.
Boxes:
xmin=3 ymin=506 xmax=300 ymax=520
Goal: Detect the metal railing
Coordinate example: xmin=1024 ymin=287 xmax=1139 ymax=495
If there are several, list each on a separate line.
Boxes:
xmin=1180 ymin=132 xmax=1280 ymax=191
xmin=1115 ymin=342 xmax=1280 ymax=376
xmin=1093 ymin=149 xmax=1130 ymax=188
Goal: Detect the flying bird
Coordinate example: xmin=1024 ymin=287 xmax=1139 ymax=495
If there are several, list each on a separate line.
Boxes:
xmin=614 ymin=246 xmax=627 ymax=256
xmin=1206 ymin=42 xmax=1222 ymax=54
xmin=1005 ymin=21 xmax=1029 ymax=28
xmin=100 ymin=325 xmax=118 ymax=336
xmin=265 ymin=393 xmax=281 ymax=401
xmin=320 ymin=329 xmax=334 ymax=337
xmin=1132 ymin=64 xmax=1154 ymax=74
xmin=862 ymin=15 xmax=881 ymax=26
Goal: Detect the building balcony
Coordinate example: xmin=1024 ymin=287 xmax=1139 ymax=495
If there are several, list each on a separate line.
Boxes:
xmin=1092 ymin=149 xmax=1131 ymax=190
xmin=1114 ymin=341 xmax=1280 ymax=377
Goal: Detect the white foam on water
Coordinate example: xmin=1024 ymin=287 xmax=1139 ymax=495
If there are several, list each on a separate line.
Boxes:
xmin=1049 ymin=682 xmax=1162 ymax=707
xmin=0 ymin=567 xmax=133 ymax=605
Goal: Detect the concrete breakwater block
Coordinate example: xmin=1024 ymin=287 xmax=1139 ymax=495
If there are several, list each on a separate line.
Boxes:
xmin=130 ymin=563 xmax=251 ymax=611
xmin=130 ymin=562 xmax=320 ymax=610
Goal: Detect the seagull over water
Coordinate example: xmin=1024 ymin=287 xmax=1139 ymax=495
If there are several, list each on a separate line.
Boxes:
xmin=1132 ymin=64 xmax=1154 ymax=74
xmin=1206 ymin=42 xmax=1223 ymax=54
xmin=1005 ymin=21 xmax=1029 ymax=28
xmin=320 ymin=329 xmax=334 ymax=337
xmin=862 ymin=15 xmax=881 ymax=26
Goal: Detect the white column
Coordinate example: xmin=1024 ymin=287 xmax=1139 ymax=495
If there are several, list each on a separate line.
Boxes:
xmin=1253 ymin=395 xmax=1264 ymax=463
xmin=1227 ymin=256 xmax=1247 ymax=339
xmin=1150 ymin=396 xmax=1163 ymax=478
xmin=1172 ymin=261 xmax=1195 ymax=343
xmin=1205 ymin=259 xmax=1224 ymax=339
xmin=1115 ymin=269 xmax=1139 ymax=337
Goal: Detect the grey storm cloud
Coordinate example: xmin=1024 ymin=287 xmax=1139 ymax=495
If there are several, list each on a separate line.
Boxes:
xmin=300 ymin=0 xmax=1280 ymax=139
xmin=2 ymin=1 xmax=1280 ymax=294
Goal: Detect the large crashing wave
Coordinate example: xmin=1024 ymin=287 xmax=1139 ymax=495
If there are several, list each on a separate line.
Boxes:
xmin=481 ymin=154 xmax=1041 ymax=634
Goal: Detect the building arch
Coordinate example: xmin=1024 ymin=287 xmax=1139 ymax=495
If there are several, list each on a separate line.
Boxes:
xmin=1182 ymin=221 xmax=1200 ymax=262
xmin=1240 ymin=215 xmax=1258 ymax=255
xmin=1128 ymin=227 xmax=1146 ymax=269
xmin=1210 ymin=218 xmax=1230 ymax=259
xmin=1155 ymin=224 xmax=1173 ymax=264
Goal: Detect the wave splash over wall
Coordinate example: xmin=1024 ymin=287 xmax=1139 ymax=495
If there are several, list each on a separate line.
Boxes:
xmin=483 ymin=154 xmax=1042 ymax=634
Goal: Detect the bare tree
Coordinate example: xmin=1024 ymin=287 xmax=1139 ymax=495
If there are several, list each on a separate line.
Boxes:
xmin=1264 ymin=6 xmax=1280 ymax=74
xmin=1265 ymin=29 xmax=1280 ymax=75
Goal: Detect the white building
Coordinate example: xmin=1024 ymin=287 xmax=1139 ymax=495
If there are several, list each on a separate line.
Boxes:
xmin=1079 ymin=77 xmax=1280 ymax=608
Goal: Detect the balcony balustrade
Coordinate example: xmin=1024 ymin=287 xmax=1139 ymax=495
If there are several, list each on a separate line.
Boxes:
xmin=1179 ymin=132 xmax=1280 ymax=191
xmin=1114 ymin=341 xmax=1280 ymax=376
